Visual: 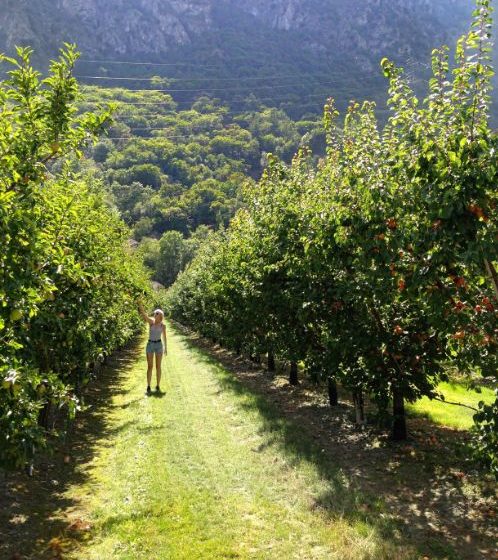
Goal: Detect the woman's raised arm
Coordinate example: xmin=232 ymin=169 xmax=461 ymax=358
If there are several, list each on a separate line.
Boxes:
xmin=138 ymin=302 xmax=154 ymax=325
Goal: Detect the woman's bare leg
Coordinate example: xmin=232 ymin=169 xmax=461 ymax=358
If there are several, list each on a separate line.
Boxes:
xmin=146 ymin=353 xmax=154 ymax=388
xmin=155 ymin=352 xmax=163 ymax=389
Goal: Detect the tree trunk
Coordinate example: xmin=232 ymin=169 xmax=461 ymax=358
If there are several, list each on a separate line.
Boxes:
xmin=74 ymin=370 xmax=82 ymax=399
xmin=485 ymin=260 xmax=498 ymax=298
xmin=267 ymin=352 xmax=276 ymax=372
xmin=267 ymin=351 xmax=276 ymax=372
xmin=353 ymin=390 xmax=365 ymax=425
xmin=289 ymin=361 xmax=299 ymax=385
xmin=328 ymin=377 xmax=338 ymax=406
xmin=38 ymin=401 xmax=52 ymax=430
xmin=392 ymin=386 xmax=407 ymax=440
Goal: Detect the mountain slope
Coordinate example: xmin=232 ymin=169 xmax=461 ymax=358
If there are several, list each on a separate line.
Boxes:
xmin=1 ymin=0 xmax=496 ymax=119
xmin=1 ymin=0 xmax=476 ymax=61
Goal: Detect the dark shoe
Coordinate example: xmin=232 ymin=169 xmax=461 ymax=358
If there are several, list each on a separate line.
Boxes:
xmin=155 ymin=386 xmax=161 ymax=393
xmin=146 ymin=386 xmax=152 ymax=395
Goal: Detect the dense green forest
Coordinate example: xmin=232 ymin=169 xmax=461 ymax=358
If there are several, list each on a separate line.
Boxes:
xmin=78 ymin=87 xmax=323 ymax=286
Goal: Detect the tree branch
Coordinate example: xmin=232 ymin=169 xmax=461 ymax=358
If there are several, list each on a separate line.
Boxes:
xmin=485 ymin=260 xmax=498 ymax=299
xmin=432 ymin=395 xmax=478 ymax=412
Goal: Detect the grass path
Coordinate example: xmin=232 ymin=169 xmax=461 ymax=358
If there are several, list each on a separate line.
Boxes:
xmin=62 ymin=324 xmax=408 ymax=560
xmin=4 ymin=324 xmax=496 ymax=560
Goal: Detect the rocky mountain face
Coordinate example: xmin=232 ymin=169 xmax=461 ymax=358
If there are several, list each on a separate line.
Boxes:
xmin=1 ymin=0 xmax=496 ymax=118
xmin=231 ymin=0 xmax=476 ymax=67
xmin=1 ymin=0 xmax=485 ymax=61
xmin=1 ymin=0 xmax=214 ymax=56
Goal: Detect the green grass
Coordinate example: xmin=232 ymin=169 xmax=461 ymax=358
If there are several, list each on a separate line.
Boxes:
xmin=63 ymin=325 xmax=416 ymax=560
xmin=407 ymin=381 xmax=495 ymax=430
xmin=2 ymin=326 xmax=494 ymax=560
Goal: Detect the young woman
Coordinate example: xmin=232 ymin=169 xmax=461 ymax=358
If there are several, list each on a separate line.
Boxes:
xmin=138 ymin=303 xmax=167 ymax=394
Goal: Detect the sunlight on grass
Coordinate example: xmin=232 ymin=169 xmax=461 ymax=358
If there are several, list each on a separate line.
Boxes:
xmin=408 ymin=381 xmax=495 ymax=430
xmin=63 ymin=326 xmax=420 ymax=560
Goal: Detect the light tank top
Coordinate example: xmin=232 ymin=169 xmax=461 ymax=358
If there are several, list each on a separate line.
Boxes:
xmin=149 ymin=323 xmax=163 ymax=341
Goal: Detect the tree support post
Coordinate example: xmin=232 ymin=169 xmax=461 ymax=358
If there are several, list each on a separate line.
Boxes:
xmin=353 ymin=389 xmax=365 ymax=425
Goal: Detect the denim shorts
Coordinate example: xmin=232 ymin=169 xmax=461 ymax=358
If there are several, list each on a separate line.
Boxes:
xmin=146 ymin=340 xmax=164 ymax=355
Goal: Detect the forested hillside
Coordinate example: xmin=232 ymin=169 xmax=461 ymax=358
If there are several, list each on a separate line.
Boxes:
xmin=79 ymin=86 xmax=322 ymax=285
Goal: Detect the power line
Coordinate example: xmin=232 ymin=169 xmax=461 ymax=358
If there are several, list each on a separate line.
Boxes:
xmin=78 ymin=73 xmax=414 ymax=110
xmin=98 ymin=99 xmax=391 ymax=141
xmin=76 ymin=71 xmax=387 ymax=84
xmin=77 ymin=53 xmax=337 ymax=68
xmin=102 ymin=109 xmax=323 ymax=137
xmin=78 ymin=79 xmax=372 ymax=93
xmin=77 ymin=55 xmax=433 ymax=76
xmin=104 ymin=107 xmax=391 ymax=140
xmin=79 ymin=59 xmax=223 ymax=69
xmin=120 ymin=80 xmax=387 ymax=93
xmin=121 ymin=93 xmax=322 ymax=106
xmin=112 ymin=113 xmax=387 ymax=129
xmin=103 ymin=132 xmax=250 ymax=141
xmin=76 ymin=72 xmax=386 ymax=85
xmin=109 ymin=105 xmax=328 ymax=130
xmin=103 ymin=128 xmax=321 ymax=141
xmin=120 ymin=124 xmax=277 ymax=131
xmin=77 ymin=74 xmax=422 ymax=103
xmin=106 ymin=133 xmax=201 ymax=140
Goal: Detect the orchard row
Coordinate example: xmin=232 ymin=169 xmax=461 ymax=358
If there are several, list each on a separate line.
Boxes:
xmin=167 ymin=2 xmax=498 ymax=475
xmin=0 ymin=46 xmax=150 ymax=470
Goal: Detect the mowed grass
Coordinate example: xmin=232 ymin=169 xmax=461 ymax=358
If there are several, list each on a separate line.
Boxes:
xmin=63 ymin=325 xmax=417 ymax=560
xmin=407 ymin=381 xmax=495 ymax=430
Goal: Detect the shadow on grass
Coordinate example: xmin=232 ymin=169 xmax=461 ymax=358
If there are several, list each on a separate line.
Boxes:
xmin=148 ymin=390 xmax=166 ymax=399
xmin=0 ymin=336 xmax=144 ymax=560
xmin=174 ymin=326 xmax=497 ymax=560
